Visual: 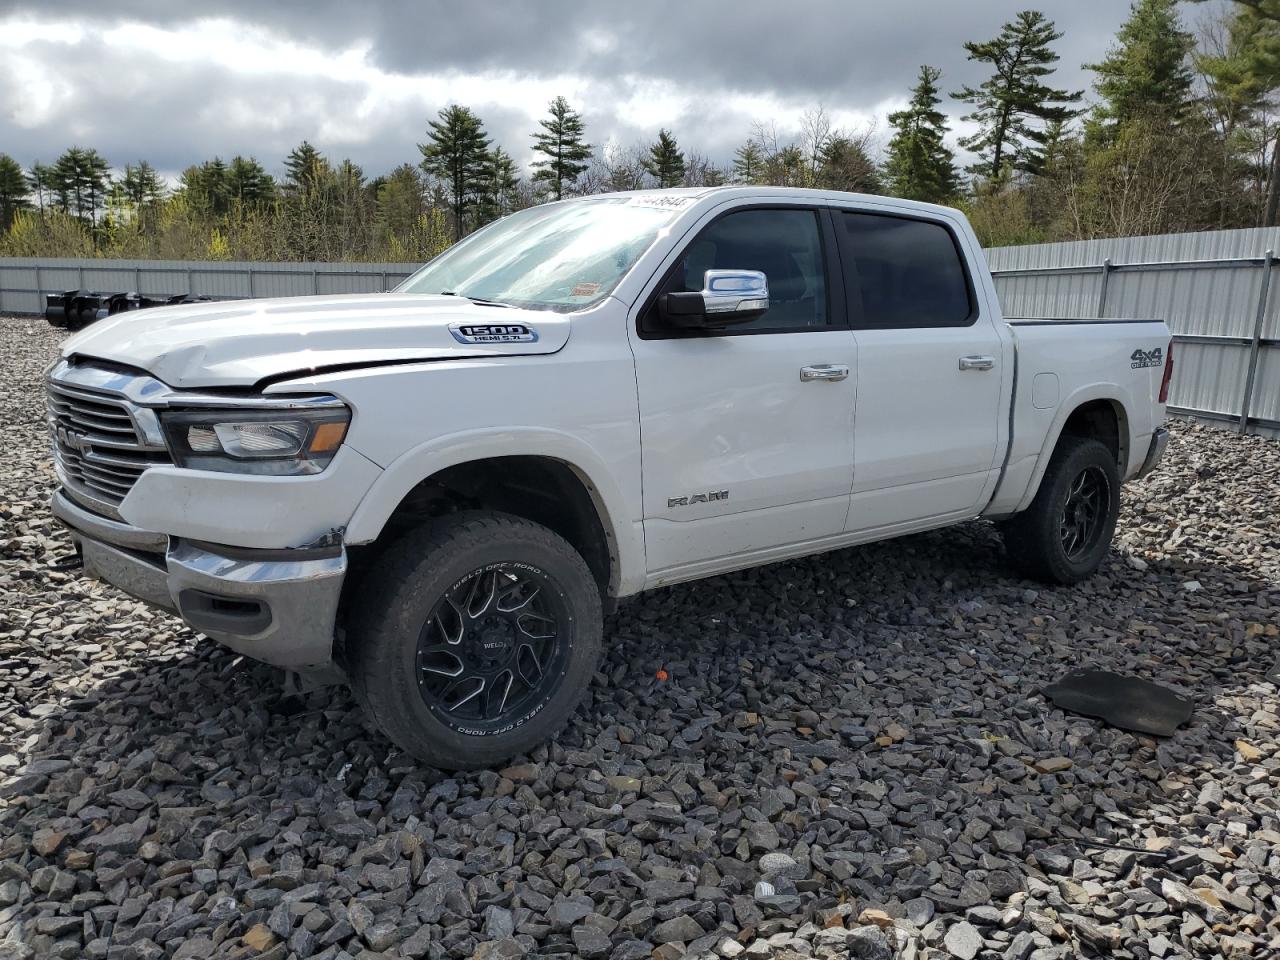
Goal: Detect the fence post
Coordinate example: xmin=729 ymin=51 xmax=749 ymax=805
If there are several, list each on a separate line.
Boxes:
xmin=1096 ymin=258 xmax=1112 ymax=319
xmin=247 ymin=266 xmax=255 ymax=299
xmin=187 ymin=267 xmax=194 ymax=296
xmin=1238 ymin=248 xmax=1274 ymax=434
xmin=33 ymin=264 xmax=42 ymax=306
xmin=312 ymin=268 xmax=320 ymax=295
xmin=77 ymin=264 xmax=84 ymax=290
xmin=380 ymin=270 xmax=388 ymax=293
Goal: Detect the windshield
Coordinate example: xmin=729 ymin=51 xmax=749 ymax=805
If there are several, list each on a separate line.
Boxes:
xmin=396 ymin=197 xmax=683 ymax=311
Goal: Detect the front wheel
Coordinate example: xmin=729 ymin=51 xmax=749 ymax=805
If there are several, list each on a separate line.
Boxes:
xmin=1000 ymin=436 xmax=1121 ymax=584
xmin=348 ymin=512 xmax=602 ymax=769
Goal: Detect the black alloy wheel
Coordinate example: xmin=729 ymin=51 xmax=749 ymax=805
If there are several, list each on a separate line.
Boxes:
xmin=415 ymin=564 xmax=571 ymax=734
xmin=1059 ymin=464 xmax=1110 ymax=562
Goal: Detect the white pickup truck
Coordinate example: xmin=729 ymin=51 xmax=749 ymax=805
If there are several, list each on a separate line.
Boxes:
xmin=47 ymin=187 xmax=1172 ymax=768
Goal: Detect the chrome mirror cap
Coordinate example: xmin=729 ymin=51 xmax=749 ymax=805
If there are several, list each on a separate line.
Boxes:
xmin=700 ymin=269 xmax=770 ymax=315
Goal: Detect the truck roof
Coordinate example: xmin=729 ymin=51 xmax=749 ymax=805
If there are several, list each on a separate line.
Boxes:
xmin=575 ymin=185 xmax=965 ymax=219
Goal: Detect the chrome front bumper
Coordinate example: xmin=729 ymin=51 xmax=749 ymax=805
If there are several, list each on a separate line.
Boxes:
xmin=53 ymin=489 xmax=346 ymax=673
xmin=1134 ymin=426 xmax=1170 ymax=480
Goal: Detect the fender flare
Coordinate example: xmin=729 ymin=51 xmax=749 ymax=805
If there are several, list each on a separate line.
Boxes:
xmin=1014 ymin=385 xmax=1133 ymax=514
xmin=344 ymin=427 xmax=646 ymax=596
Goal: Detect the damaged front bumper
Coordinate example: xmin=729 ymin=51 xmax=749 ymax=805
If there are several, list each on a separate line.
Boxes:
xmin=53 ymin=489 xmax=346 ymax=675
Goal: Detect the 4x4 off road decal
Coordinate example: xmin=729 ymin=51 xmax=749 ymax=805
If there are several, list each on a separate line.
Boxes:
xmin=1131 ymin=346 xmax=1164 ymax=369
xmin=449 ymin=323 xmax=538 ymax=344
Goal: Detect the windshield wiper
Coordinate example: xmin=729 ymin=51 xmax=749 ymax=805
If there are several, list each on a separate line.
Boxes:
xmin=439 ymin=290 xmax=511 ymax=308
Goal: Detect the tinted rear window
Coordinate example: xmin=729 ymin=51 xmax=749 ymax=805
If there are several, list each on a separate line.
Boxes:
xmin=839 ymin=213 xmax=973 ymax=328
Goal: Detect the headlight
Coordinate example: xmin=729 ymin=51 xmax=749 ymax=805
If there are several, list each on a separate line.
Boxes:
xmin=160 ymin=407 xmax=351 ymax=475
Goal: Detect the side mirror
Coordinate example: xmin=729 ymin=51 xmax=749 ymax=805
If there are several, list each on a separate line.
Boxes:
xmin=661 ymin=269 xmax=770 ymax=328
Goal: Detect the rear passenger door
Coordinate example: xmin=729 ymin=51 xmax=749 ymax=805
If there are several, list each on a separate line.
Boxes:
xmin=833 ymin=208 xmax=1004 ymax=532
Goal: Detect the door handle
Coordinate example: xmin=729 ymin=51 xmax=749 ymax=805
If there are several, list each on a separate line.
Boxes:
xmin=800 ymin=364 xmax=850 ymax=382
xmin=958 ymin=355 xmax=995 ymax=371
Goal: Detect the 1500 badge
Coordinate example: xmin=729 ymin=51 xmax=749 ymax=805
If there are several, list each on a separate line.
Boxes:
xmin=1131 ymin=346 xmax=1163 ymax=369
xmin=450 ymin=323 xmax=538 ymax=344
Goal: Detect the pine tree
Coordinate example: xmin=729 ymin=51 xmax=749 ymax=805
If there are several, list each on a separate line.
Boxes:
xmin=227 ymin=156 xmax=276 ymax=207
xmin=178 ymin=159 xmax=233 ymax=216
xmin=1088 ymin=0 xmax=1195 ymax=130
xmin=122 ymin=162 xmax=165 ymax=207
xmin=0 ymin=154 xmax=30 ymax=230
xmin=479 ymin=147 xmax=521 ymax=223
xmin=952 ymin=11 xmax=1082 ymax=180
xmin=284 ymin=141 xmax=327 ymax=194
xmin=50 ymin=147 xmax=111 ymax=228
xmin=816 ymin=136 xmax=882 ymax=193
xmin=531 ymin=96 xmax=591 ymax=200
xmin=643 ymin=129 xmax=686 ymax=187
xmin=419 ymin=104 xmax=491 ymax=241
xmin=732 ymin=142 xmax=763 ymax=183
xmin=376 ymin=164 xmax=426 ymax=239
xmin=120 ymin=161 xmax=164 ymax=231
xmin=886 ymin=66 xmax=960 ymax=203
xmin=27 ymin=162 xmax=54 ymax=217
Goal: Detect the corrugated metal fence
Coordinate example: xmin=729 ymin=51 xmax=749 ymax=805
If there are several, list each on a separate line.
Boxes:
xmin=0 ymin=257 xmax=419 ymax=316
xmin=2 ymin=228 xmax=1278 ymax=436
xmin=986 ymin=227 xmax=1280 ymax=437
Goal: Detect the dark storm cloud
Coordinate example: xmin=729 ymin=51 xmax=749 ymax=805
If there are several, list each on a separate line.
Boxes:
xmin=0 ymin=1 xmax=1221 ymax=176
xmin=5 ymin=0 xmax=1137 ymax=100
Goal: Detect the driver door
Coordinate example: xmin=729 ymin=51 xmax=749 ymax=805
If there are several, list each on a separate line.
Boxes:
xmin=628 ymin=204 xmax=857 ymax=582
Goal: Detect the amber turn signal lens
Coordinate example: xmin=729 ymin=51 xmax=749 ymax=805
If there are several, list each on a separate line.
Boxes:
xmin=308 ymin=421 xmax=348 ymax=453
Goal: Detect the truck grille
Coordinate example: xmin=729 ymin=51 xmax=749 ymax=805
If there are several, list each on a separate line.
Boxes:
xmin=47 ymin=380 xmax=172 ymax=512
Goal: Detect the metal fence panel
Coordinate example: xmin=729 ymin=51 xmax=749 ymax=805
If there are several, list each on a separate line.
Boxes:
xmin=0 ymin=257 xmax=421 ymax=315
xmin=987 ymin=227 xmax=1280 ymax=437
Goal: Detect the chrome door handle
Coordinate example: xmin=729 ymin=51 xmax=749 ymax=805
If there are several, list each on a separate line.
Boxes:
xmin=958 ymin=355 xmax=995 ymax=371
xmin=800 ymin=364 xmax=850 ymax=382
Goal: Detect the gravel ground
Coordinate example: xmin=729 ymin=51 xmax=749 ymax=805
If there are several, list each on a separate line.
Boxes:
xmin=1 ymin=312 xmax=1278 ymax=960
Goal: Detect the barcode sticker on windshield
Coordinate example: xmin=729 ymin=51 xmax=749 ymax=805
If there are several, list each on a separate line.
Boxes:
xmin=625 ymin=194 xmax=693 ymax=211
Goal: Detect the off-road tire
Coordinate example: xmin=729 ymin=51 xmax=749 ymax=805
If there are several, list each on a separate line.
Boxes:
xmin=348 ymin=511 xmax=602 ymax=769
xmin=1001 ymin=436 xmax=1120 ymax=585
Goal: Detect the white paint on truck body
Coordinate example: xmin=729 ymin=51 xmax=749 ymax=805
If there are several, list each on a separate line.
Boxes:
xmin=58 ymin=186 xmax=1171 ymax=600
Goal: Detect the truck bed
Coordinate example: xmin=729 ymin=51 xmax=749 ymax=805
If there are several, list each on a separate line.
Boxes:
xmin=981 ymin=316 xmax=1171 ymax=517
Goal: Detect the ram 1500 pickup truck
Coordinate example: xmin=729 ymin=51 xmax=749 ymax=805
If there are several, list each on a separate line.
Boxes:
xmin=47 ymin=187 xmax=1173 ymax=768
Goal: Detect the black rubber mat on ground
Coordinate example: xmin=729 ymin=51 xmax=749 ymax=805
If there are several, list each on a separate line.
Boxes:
xmin=1042 ymin=670 xmax=1193 ymax=737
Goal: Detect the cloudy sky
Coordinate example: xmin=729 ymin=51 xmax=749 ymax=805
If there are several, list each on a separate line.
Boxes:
xmin=0 ymin=1 xmax=1221 ymax=182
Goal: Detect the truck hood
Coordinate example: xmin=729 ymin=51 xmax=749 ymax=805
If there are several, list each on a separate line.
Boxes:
xmin=61 ymin=293 xmax=571 ymax=388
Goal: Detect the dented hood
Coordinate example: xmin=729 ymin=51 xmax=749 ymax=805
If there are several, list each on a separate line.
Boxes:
xmin=61 ymin=293 xmax=570 ymax=388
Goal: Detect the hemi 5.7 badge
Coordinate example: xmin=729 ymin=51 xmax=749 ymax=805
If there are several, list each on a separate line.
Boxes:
xmin=449 ymin=323 xmax=539 ymax=344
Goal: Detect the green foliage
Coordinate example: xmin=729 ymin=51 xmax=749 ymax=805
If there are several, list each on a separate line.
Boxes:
xmin=1088 ymin=0 xmax=1195 ymax=133
xmin=531 ymin=96 xmax=592 ymax=200
xmin=732 ymin=142 xmax=763 ymax=184
xmin=284 ymin=141 xmax=327 ymax=194
xmin=815 ymin=135 xmax=881 ymax=193
xmin=886 ymin=66 xmax=960 ymax=203
xmin=643 ymin=129 xmax=686 ymax=187
xmin=0 ymin=154 xmax=30 ymax=230
xmin=419 ymin=104 xmax=491 ymax=241
xmin=227 ymin=157 xmax=276 ymax=208
xmin=479 ymin=148 xmax=523 ymax=222
xmin=49 ymin=147 xmax=112 ymax=233
xmin=953 ymin=11 xmax=1082 ymax=180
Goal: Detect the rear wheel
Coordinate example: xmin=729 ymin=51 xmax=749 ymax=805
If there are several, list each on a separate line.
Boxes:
xmin=1001 ymin=436 xmax=1120 ymax=584
xmin=349 ymin=512 xmax=602 ymax=769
